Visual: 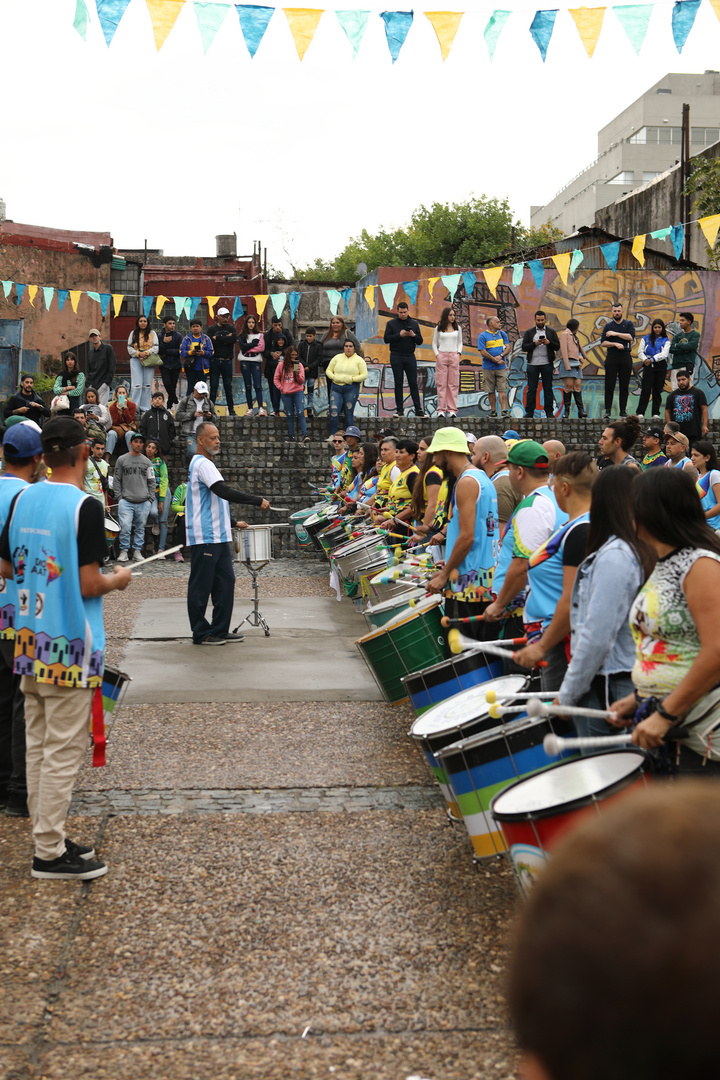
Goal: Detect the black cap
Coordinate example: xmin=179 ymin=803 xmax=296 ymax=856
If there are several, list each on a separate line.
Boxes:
xmin=129 ymin=432 xmax=145 ymax=442
xmin=644 ymin=425 xmax=664 ymax=440
xmin=41 ymin=417 xmax=87 ymax=454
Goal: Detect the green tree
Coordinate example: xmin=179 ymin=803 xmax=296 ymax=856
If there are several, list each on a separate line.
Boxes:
xmin=684 ymin=156 xmax=720 ymax=269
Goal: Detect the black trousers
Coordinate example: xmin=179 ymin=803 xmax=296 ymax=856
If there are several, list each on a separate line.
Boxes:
xmin=604 ymin=353 xmax=633 ymax=414
xmin=160 ymin=365 xmax=181 ymax=407
xmin=0 ymin=637 xmax=26 ymax=799
xmin=209 ymin=358 xmax=235 ymax=412
xmin=637 ymin=363 xmax=667 ymax=416
xmin=390 ymin=354 xmax=422 ymax=414
xmin=526 ymin=364 xmax=555 ymax=417
xmin=265 ymin=360 xmax=281 ymax=414
xmin=187 ymin=542 xmax=236 ymax=643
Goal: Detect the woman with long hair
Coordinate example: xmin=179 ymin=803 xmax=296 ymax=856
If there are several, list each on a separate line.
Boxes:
xmin=322 ymin=316 xmax=362 ymax=401
xmin=609 ymin=468 xmax=720 ymax=771
xmin=409 ymin=436 xmax=444 ymax=538
xmin=345 ymin=442 xmax=379 ymax=508
xmin=127 ymin=315 xmax=159 ymax=414
xmin=637 ymin=318 xmax=670 ymax=419
xmin=238 ymin=314 xmax=266 ymax=417
xmin=53 ymin=353 xmax=86 ymax=402
xmin=558 ymin=318 xmax=587 ymax=418
xmin=432 ymin=306 xmax=462 ymax=418
xmin=376 ymin=438 xmax=419 ymax=528
xmin=273 ymin=345 xmax=307 ymax=443
xmin=690 ymin=439 xmax=720 ymax=529
xmin=105 ymin=383 xmax=138 ymax=458
xmin=326 ymin=340 xmax=367 ymax=436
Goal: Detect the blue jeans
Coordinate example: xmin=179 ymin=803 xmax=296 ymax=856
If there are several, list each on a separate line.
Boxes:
xmin=240 ymin=361 xmax=265 ymax=411
xmin=281 ymin=392 xmax=307 ymax=438
xmin=130 ymin=358 xmax=155 ymax=413
xmin=118 ymin=498 xmax=151 ymax=553
xmin=105 ymin=429 xmax=135 ymax=455
xmin=147 ymin=492 xmax=170 ymax=550
xmin=209 ymin=357 xmax=235 ymax=412
xmin=329 ymin=383 xmax=359 ymax=435
xmin=574 ymin=673 xmax=635 ymax=752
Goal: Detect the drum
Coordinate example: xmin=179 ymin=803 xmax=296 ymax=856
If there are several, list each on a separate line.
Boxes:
xmin=305 ymin=508 xmax=339 ymax=551
xmin=291 ymin=503 xmax=326 ymax=548
xmin=366 ymin=568 xmax=424 ymax=604
xmin=100 ymin=665 xmax=131 ymax=738
xmin=333 ymin=533 xmax=389 ymax=583
xmin=104 ymin=515 xmax=120 ymax=543
xmin=356 ymin=596 xmax=445 ymax=704
xmin=233 ymin=525 xmax=274 ymax=563
xmin=402 ymin=650 xmax=507 ymax=716
xmin=491 ymin=750 xmax=648 ymax=895
xmin=409 ymin=676 xmax=529 ymax=818
xmin=364 ymin=588 xmax=427 ymax=631
xmin=318 ymin=521 xmax=351 ymax=556
xmin=438 ymin=715 xmax=576 ymax=862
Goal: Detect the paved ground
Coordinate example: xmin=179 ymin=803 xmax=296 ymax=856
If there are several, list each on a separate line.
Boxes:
xmin=1 ymin=559 xmax=522 ymax=1080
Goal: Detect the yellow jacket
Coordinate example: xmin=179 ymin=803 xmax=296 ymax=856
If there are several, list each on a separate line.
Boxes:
xmin=326 ymin=354 xmax=367 ymax=385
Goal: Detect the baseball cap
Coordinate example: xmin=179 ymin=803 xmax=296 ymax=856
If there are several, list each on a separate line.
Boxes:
xmin=2 ymin=422 xmax=43 ymax=457
xmin=217 ymin=307 xmax=230 ymax=315
xmin=464 ymin=432 xmax=477 ymax=445
xmin=506 ymin=439 xmax=549 ymax=469
xmin=426 ymin=427 xmax=471 ymax=455
xmin=644 ymin=425 xmax=664 ymax=440
xmin=666 ymin=430 xmax=689 ymax=449
xmin=344 ymin=425 xmax=362 ymax=440
xmin=41 ymin=417 xmax=87 ymax=454
xmin=503 ymin=429 xmax=521 ymax=441
xmin=129 ymin=432 xmax=145 ymax=443
xmin=194 ymin=381 xmax=209 ymax=395
xmin=88 ymin=328 xmax=101 ymax=337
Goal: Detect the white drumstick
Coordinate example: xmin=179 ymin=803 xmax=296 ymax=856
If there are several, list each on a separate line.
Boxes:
xmin=129 ymin=544 xmax=182 ymax=575
xmin=525 ymin=697 xmax=619 ymax=722
xmin=485 ymin=688 xmax=557 ymax=704
xmin=268 ymin=506 xmax=291 ymax=511
xmin=543 ymin=733 xmax=633 ymax=756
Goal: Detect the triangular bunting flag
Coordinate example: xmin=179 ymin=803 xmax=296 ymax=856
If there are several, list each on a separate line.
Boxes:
xmin=283 ymin=8 xmax=323 ymax=59
xmin=270 ymin=294 xmax=287 ymax=320
xmin=569 ymin=249 xmax=584 ymax=276
xmin=600 ymin=242 xmax=620 ymax=271
xmin=551 ymin=252 xmax=572 ymax=285
xmin=612 ymin=3 xmax=652 ymax=53
xmin=650 ymin=227 xmax=671 ymax=240
xmin=87 ymin=290 xmax=101 ymax=306
xmin=57 ymin=289 xmax=69 ymax=311
xmin=671 ymin=0 xmax=700 ymax=52
xmin=427 ymin=276 xmax=440 ymax=299
xmin=568 ymin=6 xmax=606 ymax=57
xmin=380 ymin=282 xmax=399 ymax=309
xmin=232 ymin=296 xmax=245 ymax=321
xmin=425 ymin=11 xmax=463 ymax=61
xmin=336 ymin=9 xmax=370 ymax=55
xmin=380 ymin=10 xmax=413 ymax=62
xmin=99 ymin=293 xmax=112 ymax=317
xmin=174 ymin=296 xmax=188 ymax=318
xmin=27 ymin=285 xmax=38 ymax=308
xmin=710 ymin=0 xmax=720 ymax=20
xmin=364 ymin=285 xmax=375 ymax=310
xmin=289 ymin=291 xmax=302 ymax=319
xmin=461 ymin=270 xmax=477 ymax=297
xmin=1 ymin=281 xmax=12 ymax=300
xmin=698 ymin=213 xmax=720 ymax=250
xmin=527 ymin=259 xmax=545 ymax=292
xmin=206 ymin=296 xmax=220 ymax=319
xmin=142 ymin=296 xmax=154 ymax=318
xmin=146 ymin=0 xmax=185 ymax=50
xmin=631 ymin=233 xmax=646 ymax=267
xmin=42 ymin=287 xmax=55 ymax=311
xmin=112 ymin=293 xmax=124 ymax=317
xmin=194 ymin=2 xmax=231 ymax=52
xmin=484 ymin=9 xmax=511 ymax=59
xmin=670 ymin=224 xmax=684 ymax=261
xmin=96 ymin=0 xmax=133 ymax=46
xmin=73 ymin=0 xmax=90 ymax=40
xmin=69 ymin=290 xmax=82 ymax=313
xmin=511 ymin=263 xmax=524 ymax=286
xmin=326 ymin=289 xmax=341 ymax=316
xmin=255 ymin=295 xmax=270 ymax=317
xmin=529 ymin=9 xmax=558 ymax=61
xmin=189 ymin=297 xmax=203 ymax=319
xmin=483 ymin=267 xmax=504 ymax=298
xmin=340 ymin=287 xmax=353 ymax=314
xmin=156 ymin=295 xmax=169 ymax=318
xmin=15 ymin=284 xmax=26 ymax=306
xmin=441 ymin=274 xmax=462 ymax=300
xmin=236 ymin=4 xmax=274 ymax=56
xmin=401 ymin=280 xmax=419 ymax=305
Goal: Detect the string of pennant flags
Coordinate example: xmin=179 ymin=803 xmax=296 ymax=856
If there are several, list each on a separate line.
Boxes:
xmin=2 ymin=212 xmax=719 ymax=322
xmin=72 ymin=0 xmax=720 ymax=62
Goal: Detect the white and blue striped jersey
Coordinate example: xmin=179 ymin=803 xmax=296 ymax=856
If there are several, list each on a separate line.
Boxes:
xmin=185 ymin=455 xmax=232 ymax=545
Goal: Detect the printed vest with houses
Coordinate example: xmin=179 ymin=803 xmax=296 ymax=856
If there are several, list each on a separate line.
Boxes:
xmin=0 ymin=474 xmax=29 ymax=641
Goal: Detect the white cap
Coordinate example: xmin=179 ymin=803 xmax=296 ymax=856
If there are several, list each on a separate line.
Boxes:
xmin=464 ymin=431 xmax=477 ymax=444
xmin=194 ymin=381 xmax=209 ymax=395
xmin=217 ymin=307 xmax=230 ymax=316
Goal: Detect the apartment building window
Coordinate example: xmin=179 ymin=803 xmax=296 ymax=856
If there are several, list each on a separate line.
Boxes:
xmin=642 ymin=171 xmax=660 ymax=182
xmin=607 ymin=171 xmax=634 ymax=184
xmin=629 ymin=126 xmax=683 ymax=144
xmin=691 ymin=127 xmax=720 ymax=144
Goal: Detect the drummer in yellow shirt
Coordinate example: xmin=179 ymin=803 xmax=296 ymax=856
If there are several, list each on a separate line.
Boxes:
xmin=370 ymin=436 xmax=401 ymax=512
xmin=376 ymin=439 xmax=419 ymax=533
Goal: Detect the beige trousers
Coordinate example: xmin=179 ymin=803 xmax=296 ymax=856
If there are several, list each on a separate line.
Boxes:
xmin=22 ymin=677 xmax=93 ymax=861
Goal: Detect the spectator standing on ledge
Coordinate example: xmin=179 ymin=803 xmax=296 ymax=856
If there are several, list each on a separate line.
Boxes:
xmin=384 ymin=301 xmax=425 ymax=418
xmin=86 ymin=329 xmax=116 ymax=406
xmin=180 ymin=320 xmax=213 ymax=395
xmin=522 ymin=311 xmax=559 ymax=420
xmin=237 ymin=314 xmax=266 ymax=417
xmin=127 ymin=315 xmax=159 ymax=414
xmin=669 ymin=312 xmax=701 ymax=389
xmin=600 ymin=302 xmax=635 ymax=419
xmin=321 ymin=316 xmax=362 ymax=406
xmin=264 ymin=316 xmax=295 ymax=417
xmin=558 ymin=318 xmax=587 ymax=418
xmin=637 ymin=318 xmax=670 ymax=418
xmin=157 ymin=315 xmax=183 ymax=409
xmin=432 ymin=306 xmax=463 ymax=418
xmin=665 ymin=369 xmax=708 ymax=445
xmin=298 ymin=326 xmax=323 ymax=418
xmin=478 ymin=315 xmax=510 ymax=418
xmin=207 ymin=307 xmax=238 ymax=417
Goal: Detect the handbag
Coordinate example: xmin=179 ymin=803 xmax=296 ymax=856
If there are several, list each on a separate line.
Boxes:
xmin=141 ymin=354 xmax=161 ymax=368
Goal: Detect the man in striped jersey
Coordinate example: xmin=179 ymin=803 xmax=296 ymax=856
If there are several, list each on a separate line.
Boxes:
xmin=186 ymin=423 xmax=269 ymax=646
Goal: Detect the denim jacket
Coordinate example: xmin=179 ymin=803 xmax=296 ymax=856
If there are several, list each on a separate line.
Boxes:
xmin=558 ymin=537 xmax=644 ymax=705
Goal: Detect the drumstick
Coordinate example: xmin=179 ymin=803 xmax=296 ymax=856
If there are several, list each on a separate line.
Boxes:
xmin=525 ymin=697 xmax=619 ymax=722
xmin=268 ymin=506 xmax=291 ymax=511
xmin=447 ymin=629 xmax=548 ymax=667
xmin=129 ymin=544 xmax=182 ymax=575
xmin=543 ymin=733 xmax=633 ymax=756
xmin=485 ymin=688 xmax=554 ymax=704
xmin=488 ymin=703 xmax=527 ymax=719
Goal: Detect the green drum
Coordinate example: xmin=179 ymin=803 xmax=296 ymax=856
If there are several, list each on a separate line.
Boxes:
xmin=356 ymin=596 xmax=446 ymax=704
xmin=291 ymin=503 xmax=326 ymax=548
xmin=364 ymin=588 xmax=427 ymax=631
xmin=318 ymin=521 xmax=351 ymax=555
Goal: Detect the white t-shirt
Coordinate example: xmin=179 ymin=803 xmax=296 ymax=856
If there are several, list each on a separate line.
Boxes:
xmin=193 ymin=396 xmax=210 ymax=432
xmin=186 ymin=455 xmax=231 ymax=546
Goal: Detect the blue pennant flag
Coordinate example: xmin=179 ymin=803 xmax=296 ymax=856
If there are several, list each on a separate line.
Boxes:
xmin=289 ymin=291 xmax=302 ymax=320
xmin=670 ymin=224 xmax=684 ymax=261
xmin=600 ymin=242 xmax=621 ymax=271
xmin=57 ymin=289 xmax=69 ymax=311
xmin=340 ymin=287 xmax=353 ymax=315
xmin=189 ymin=297 xmax=203 ymax=319
xmin=461 ymin=271 xmax=477 ymax=297
xmin=529 ymin=9 xmax=558 ymax=61
xmin=671 ymin=0 xmax=700 ymax=52
xmin=401 ymin=279 xmax=419 ymax=305
xmin=527 ymin=259 xmax=545 ymax=292
xmin=142 ymin=296 xmax=153 ymax=319
xmin=235 ymin=4 xmax=274 ymax=57
xmin=99 ymin=293 xmax=112 ymax=317
xmin=14 ymin=284 xmax=26 ymax=305
xmin=232 ymin=296 xmax=244 ymax=321
xmin=380 ymin=11 xmax=414 ymax=63
xmin=96 ymin=0 xmax=132 ymax=47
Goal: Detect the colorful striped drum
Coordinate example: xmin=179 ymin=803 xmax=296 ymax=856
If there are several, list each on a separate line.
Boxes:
xmin=318 ymin=521 xmax=351 ymax=555
xmin=364 ymin=589 xmax=427 ymax=631
xmin=304 ymin=507 xmax=339 ymax=551
xmin=402 ymin=651 xmax=506 ymax=716
xmin=409 ymin=676 xmax=529 ymax=818
xmin=356 ymin=596 xmax=445 ymax=704
xmin=438 ymin=715 xmax=576 ymax=861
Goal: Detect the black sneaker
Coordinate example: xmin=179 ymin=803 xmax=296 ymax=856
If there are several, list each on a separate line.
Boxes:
xmin=65 ymin=839 xmax=96 ymax=861
xmin=197 ymin=635 xmax=227 ymax=646
xmin=223 ymin=632 xmax=245 ymax=643
xmin=31 ymin=851 xmax=108 ymax=881
xmin=5 ymin=792 xmax=29 ymax=817
xmin=416 ymin=411 xmax=426 ymax=418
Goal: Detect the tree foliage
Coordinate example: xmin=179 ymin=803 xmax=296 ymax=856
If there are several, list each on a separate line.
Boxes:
xmin=294 ymin=197 xmax=564 ymax=281
xmin=685 ymin=156 xmax=720 ymax=269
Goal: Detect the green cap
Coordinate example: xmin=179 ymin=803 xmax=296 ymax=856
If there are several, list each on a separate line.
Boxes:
xmin=506 ymin=439 xmax=549 ymax=469
xmin=425 ymin=427 xmax=470 ymax=454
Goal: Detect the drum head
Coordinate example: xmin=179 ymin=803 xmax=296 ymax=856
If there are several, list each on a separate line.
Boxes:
xmin=367 ymin=589 xmax=426 ymax=615
xmin=491 ymin=750 xmax=647 ymax=820
xmin=104 ymin=517 xmax=120 ymax=534
xmin=383 ymin=595 xmax=440 ymax=630
xmin=410 ymin=675 xmax=528 ymax=738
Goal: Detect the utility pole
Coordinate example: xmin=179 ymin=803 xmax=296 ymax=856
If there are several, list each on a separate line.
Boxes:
xmin=681 ymin=103 xmax=690 ymax=261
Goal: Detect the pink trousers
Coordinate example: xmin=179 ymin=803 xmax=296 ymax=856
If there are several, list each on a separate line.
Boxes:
xmin=435 ymin=351 xmax=460 ymax=413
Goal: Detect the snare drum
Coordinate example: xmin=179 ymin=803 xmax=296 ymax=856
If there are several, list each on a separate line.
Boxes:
xmin=233 ymin=525 xmax=274 ymax=563
xmin=305 ymin=508 xmax=339 ymax=551
xmin=491 ymin=750 xmax=648 ymax=895
xmin=333 ymin=533 xmax=389 ymax=582
xmin=364 ymin=589 xmax=427 ymax=631
xmin=104 ymin=515 xmax=120 ymax=543
xmin=356 ymin=596 xmax=446 ymax=704
xmin=318 ymin=521 xmax=351 ymax=556
xmin=438 ymin=715 xmax=576 ymax=861
xmin=402 ymin=650 xmax=506 ymax=716
xmin=366 ymin=568 xmax=422 ymax=604
xmin=409 ymin=675 xmax=529 ymax=818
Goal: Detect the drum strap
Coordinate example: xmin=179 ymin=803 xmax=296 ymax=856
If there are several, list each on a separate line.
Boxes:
xmin=91 ymin=686 xmax=106 ymax=768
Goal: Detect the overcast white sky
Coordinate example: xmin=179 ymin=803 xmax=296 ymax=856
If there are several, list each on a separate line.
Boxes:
xmin=2 ymin=0 xmax=719 ymax=275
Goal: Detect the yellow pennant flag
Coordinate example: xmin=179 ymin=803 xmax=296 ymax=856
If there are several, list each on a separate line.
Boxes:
xmin=483 ymin=266 xmax=504 ymax=298
xmin=155 ymin=294 xmax=169 ymax=319
xmin=551 ymin=253 xmax=572 ymax=285
xmin=112 ymin=294 xmax=125 ymax=317
xmin=255 ymin=295 xmax=270 ymax=317
xmin=206 ymin=296 xmax=220 ymax=319
xmin=709 ymin=0 xmax=720 ymax=22
xmin=631 ymin=234 xmax=646 ymax=267
xmin=568 ymin=6 xmax=606 ymax=57
xmin=427 ymin=276 xmax=440 ymax=299
xmin=145 ymin=0 xmax=185 ymax=51
xmin=364 ymin=285 xmax=375 ymax=310
xmin=698 ymin=213 xmax=720 ymax=251
xmin=27 ymin=285 xmax=38 ymax=307
xmin=69 ymin=290 xmax=82 ymax=313
xmin=424 ymin=11 xmax=463 ymax=61
xmin=284 ymin=8 xmax=323 ymax=60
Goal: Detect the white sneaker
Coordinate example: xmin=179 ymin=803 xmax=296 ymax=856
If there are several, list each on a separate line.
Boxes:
xmin=132 ymin=550 xmax=144 ymax=563
xmin=151 ymin=524 xmax=160 ymax=536
xmin=117 ymin=550 xmax=129 ymax=563
xmin=436 ymin=411 xmax=445 ymax=418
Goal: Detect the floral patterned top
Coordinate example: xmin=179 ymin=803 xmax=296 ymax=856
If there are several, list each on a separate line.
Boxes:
xmin=630 ymin=546 xmax=720 ymax=697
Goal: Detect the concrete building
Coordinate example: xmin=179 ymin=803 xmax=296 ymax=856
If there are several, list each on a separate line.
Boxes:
xmin=531 ymin=71 xmax=720 ymax=234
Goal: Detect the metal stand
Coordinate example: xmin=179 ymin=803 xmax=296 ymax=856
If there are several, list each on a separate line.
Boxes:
xmin=233 ymin=560 xmax=271 ymax=636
